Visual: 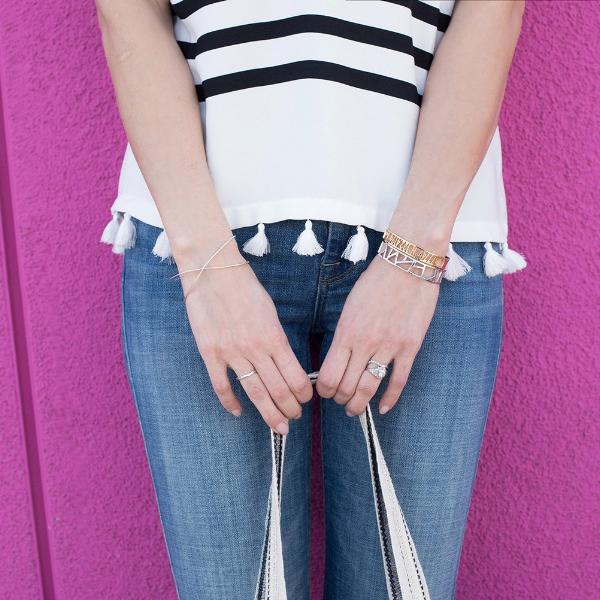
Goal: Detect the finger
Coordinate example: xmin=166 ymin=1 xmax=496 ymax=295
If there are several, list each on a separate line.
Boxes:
xmin=315 ymin=335 xmax=351 ymax=399
xmin=333 ymin=348 xmax=373 ymax=406
xmin=378 ymin=356 xmax=413 ymax=415
xmin=270 ymin=337 xmax=314 ymax=404
xmin=231 ymin=358 xmax=290 ymax=435
xmin=252 ymin=353 xmax=303 ymax=420
xmin=204 ymin=356 xmax=242 ymax=417
xmin=345 ymin=353 xmax=394 ymax=417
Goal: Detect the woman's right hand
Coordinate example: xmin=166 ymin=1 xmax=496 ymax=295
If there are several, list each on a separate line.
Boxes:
xmin=180 ymin=247 xmax=313 ymax=435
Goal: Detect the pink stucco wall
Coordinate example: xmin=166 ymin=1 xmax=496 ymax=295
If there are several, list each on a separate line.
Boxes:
xmin=0 ymin=2 xmax=597 ymax=599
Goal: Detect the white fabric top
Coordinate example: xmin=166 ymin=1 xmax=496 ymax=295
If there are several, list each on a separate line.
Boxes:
xmin=110 ymin=0 xmax=509 ymax=243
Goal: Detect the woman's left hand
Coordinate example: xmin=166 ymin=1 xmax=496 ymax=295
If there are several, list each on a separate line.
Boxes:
xmin=316 ymin=255 xmax=441 ymax=416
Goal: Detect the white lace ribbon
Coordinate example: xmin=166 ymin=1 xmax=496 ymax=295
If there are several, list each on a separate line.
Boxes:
xmin=255 ymin=404 xmax=430 ymax=600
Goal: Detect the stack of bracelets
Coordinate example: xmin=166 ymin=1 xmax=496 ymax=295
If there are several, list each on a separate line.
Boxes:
xmin=377 ymin=229 xmax=449 ymax=284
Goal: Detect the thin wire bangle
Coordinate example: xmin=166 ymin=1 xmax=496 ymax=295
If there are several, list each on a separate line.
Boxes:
xmin=166 ymin=234 xmax=252 ymax=301
xmin=169 ymin=234 xmax=237 ymax=282
xmin=182 ymin=261 xmax=250 ymax=301
xmin=175 ymin=260 xmax=249 ymax=278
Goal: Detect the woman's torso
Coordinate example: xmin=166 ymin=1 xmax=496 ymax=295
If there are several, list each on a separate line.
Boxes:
xmin=111 ymin=0 xmax=508 ymax=243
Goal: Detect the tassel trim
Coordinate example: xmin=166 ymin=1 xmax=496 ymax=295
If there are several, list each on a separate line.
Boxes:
xmin=483 ymin=241 xmax=511 ymax=277
xmin=152 ymin=229 xmax=173 ymax=262
xmin=341 ymin=225 xmax=369 ymax=263
xmin=100 ymin=211 xmax=175 ymax=261
xmin=291 ymin=219 xmax=324 ymax=256
xmin=443 ymin=243 xmax=472 ymax=281
xmin=243 ymin=222 xmax=270 ymax=257
xmin=99 ymin=214 xmax=527 ymax=282
xmin=111 ymin=212 xmax=136 ymax=255
xmin=500 ymin=242 xmax=527 ymax=273
xmin=100 ymin=212 xmax=121 ymax=245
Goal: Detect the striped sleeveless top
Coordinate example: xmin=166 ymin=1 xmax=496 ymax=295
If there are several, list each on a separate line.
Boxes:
xmin=104 ymin=1 xmax=525 ymax=277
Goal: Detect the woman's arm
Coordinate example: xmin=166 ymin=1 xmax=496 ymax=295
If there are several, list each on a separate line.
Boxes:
xmin=389 ymin=0 xmax=526 ymax=252
xmin=96 ymin=0 xmax=313 ymax=432
xmin=316 ymin=0 xmax=525 ymax=414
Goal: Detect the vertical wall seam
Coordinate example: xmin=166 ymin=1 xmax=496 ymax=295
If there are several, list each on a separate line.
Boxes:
xmin=0 ymin=69 xmax=56 ymax=599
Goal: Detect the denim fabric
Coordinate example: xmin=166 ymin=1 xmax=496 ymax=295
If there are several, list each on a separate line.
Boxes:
xmin=121 ymin=217 xmax=503 ymax=600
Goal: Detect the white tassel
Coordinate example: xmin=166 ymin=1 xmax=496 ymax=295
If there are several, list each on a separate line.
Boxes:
xmin=500 ymin=242 xmax=527 ymax=273
xmin=243 ymin=223 xmax=270 ymax=256
xmin=152 ymin=229 xmax=173 ymax=261
xmin=341 ymin=225 xmax=369 ymax=263
xmin=100 ymin=212 xmax=121 ymax=245
xmin=112 ymin=212 xmax=136 ymax=254
xmin=291 ymin=219 xmax=323 ymax=256
xmin=443 ymin=242 xmax=472 ymax=281
xmin=483 ymin=241 xmax=510 ymax=277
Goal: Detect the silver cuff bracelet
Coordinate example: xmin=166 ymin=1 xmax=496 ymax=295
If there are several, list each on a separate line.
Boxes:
xmin=377 ymin=240 xmax=445 ymax=284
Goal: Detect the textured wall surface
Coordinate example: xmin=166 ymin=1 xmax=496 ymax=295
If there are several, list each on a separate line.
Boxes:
xmin=0 ymin=182 xmax=42 ymax=597
xmin=0 ymin=3 xmax=176 ymax=599
xmin=457 ymin=3 xmax=600 ymax=598
xmin=0 ymin=2 xmax=598 ymax=599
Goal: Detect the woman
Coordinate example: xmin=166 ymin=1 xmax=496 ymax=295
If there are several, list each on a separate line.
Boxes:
xmin=96 ymin=1 xmax=525 ymax=598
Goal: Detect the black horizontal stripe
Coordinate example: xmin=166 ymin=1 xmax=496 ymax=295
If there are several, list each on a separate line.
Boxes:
xmin=194 ymin=60 xmax=422 ymax=105
xmin=380 ymin=0 xmax=451 ymax=32
xmin=171 ymin=0 xmax=451 ymax=33
xmin=177 ymin=14 xmax=434 ymax=71
xmin=170 ymin=0 xmax=224 ymax=20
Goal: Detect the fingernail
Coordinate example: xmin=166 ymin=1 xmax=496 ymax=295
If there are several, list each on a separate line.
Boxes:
xmin=231 ymin=408 xmax=242 ymax=417
xmin=379 ymin=405 xmax=390 ymax=415
xmin=276 ymin=421 xmax=289 ymax=435
xmin=294 ymin=411 xmax=302 ymax=420
xmin=345 ymin=409 xmax=354 ymax=417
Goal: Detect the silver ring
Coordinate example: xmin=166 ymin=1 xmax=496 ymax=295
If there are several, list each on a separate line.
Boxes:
xmin=366 ymin=359 xmax=388 ymax=379
xmin=236 ymin=369 xmax=257 ymax=381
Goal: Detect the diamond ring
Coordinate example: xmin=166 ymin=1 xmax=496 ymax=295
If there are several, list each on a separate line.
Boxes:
xmin=366 ymin=359 xmax=388 ymax=379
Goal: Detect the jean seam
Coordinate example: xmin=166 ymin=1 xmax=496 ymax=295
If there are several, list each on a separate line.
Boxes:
xmin=450 ymin=278 xmax=504 ymax=599
xmin=120 ymin=251 xmax=182 ymax=600
xmin=311 ymin=261 xmax=326 ymax=331
xmin=319 ymin=385 xmax=328 ymax=598
xmin=318 ymin=260 xmax=362 ymax=285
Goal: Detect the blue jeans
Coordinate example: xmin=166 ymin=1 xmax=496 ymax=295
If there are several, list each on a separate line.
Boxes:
xmin=121 ymin=217 xmax=503 ymax=600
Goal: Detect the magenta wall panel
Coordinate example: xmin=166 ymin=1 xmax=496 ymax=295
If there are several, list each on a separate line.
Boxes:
xmin=457 ymin=3 xmax=600 ymax=599
xmin=0 ymin=1 xmax=597 ymax=599
xmin=0 ymin=217 xmax=42 ymax=597
xmin=0 ymin=3 xmax=175 ymax=599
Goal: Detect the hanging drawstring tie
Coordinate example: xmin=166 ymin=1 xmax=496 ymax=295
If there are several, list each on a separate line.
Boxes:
xmin=255 ymin=404 xmax=430 ymax=600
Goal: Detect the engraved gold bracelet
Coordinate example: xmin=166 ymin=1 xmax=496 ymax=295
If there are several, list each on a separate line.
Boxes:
xmin=382 ymin=229 xmax=449 ymax=270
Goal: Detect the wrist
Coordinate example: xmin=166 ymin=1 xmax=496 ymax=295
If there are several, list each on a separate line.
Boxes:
xmin=386 ymin=213 xmax=452 ymax=256
xmin=171 ymin=230 xmax=245 ymax=270
xmin=388 ymin=187 xmax=460 ymax=255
